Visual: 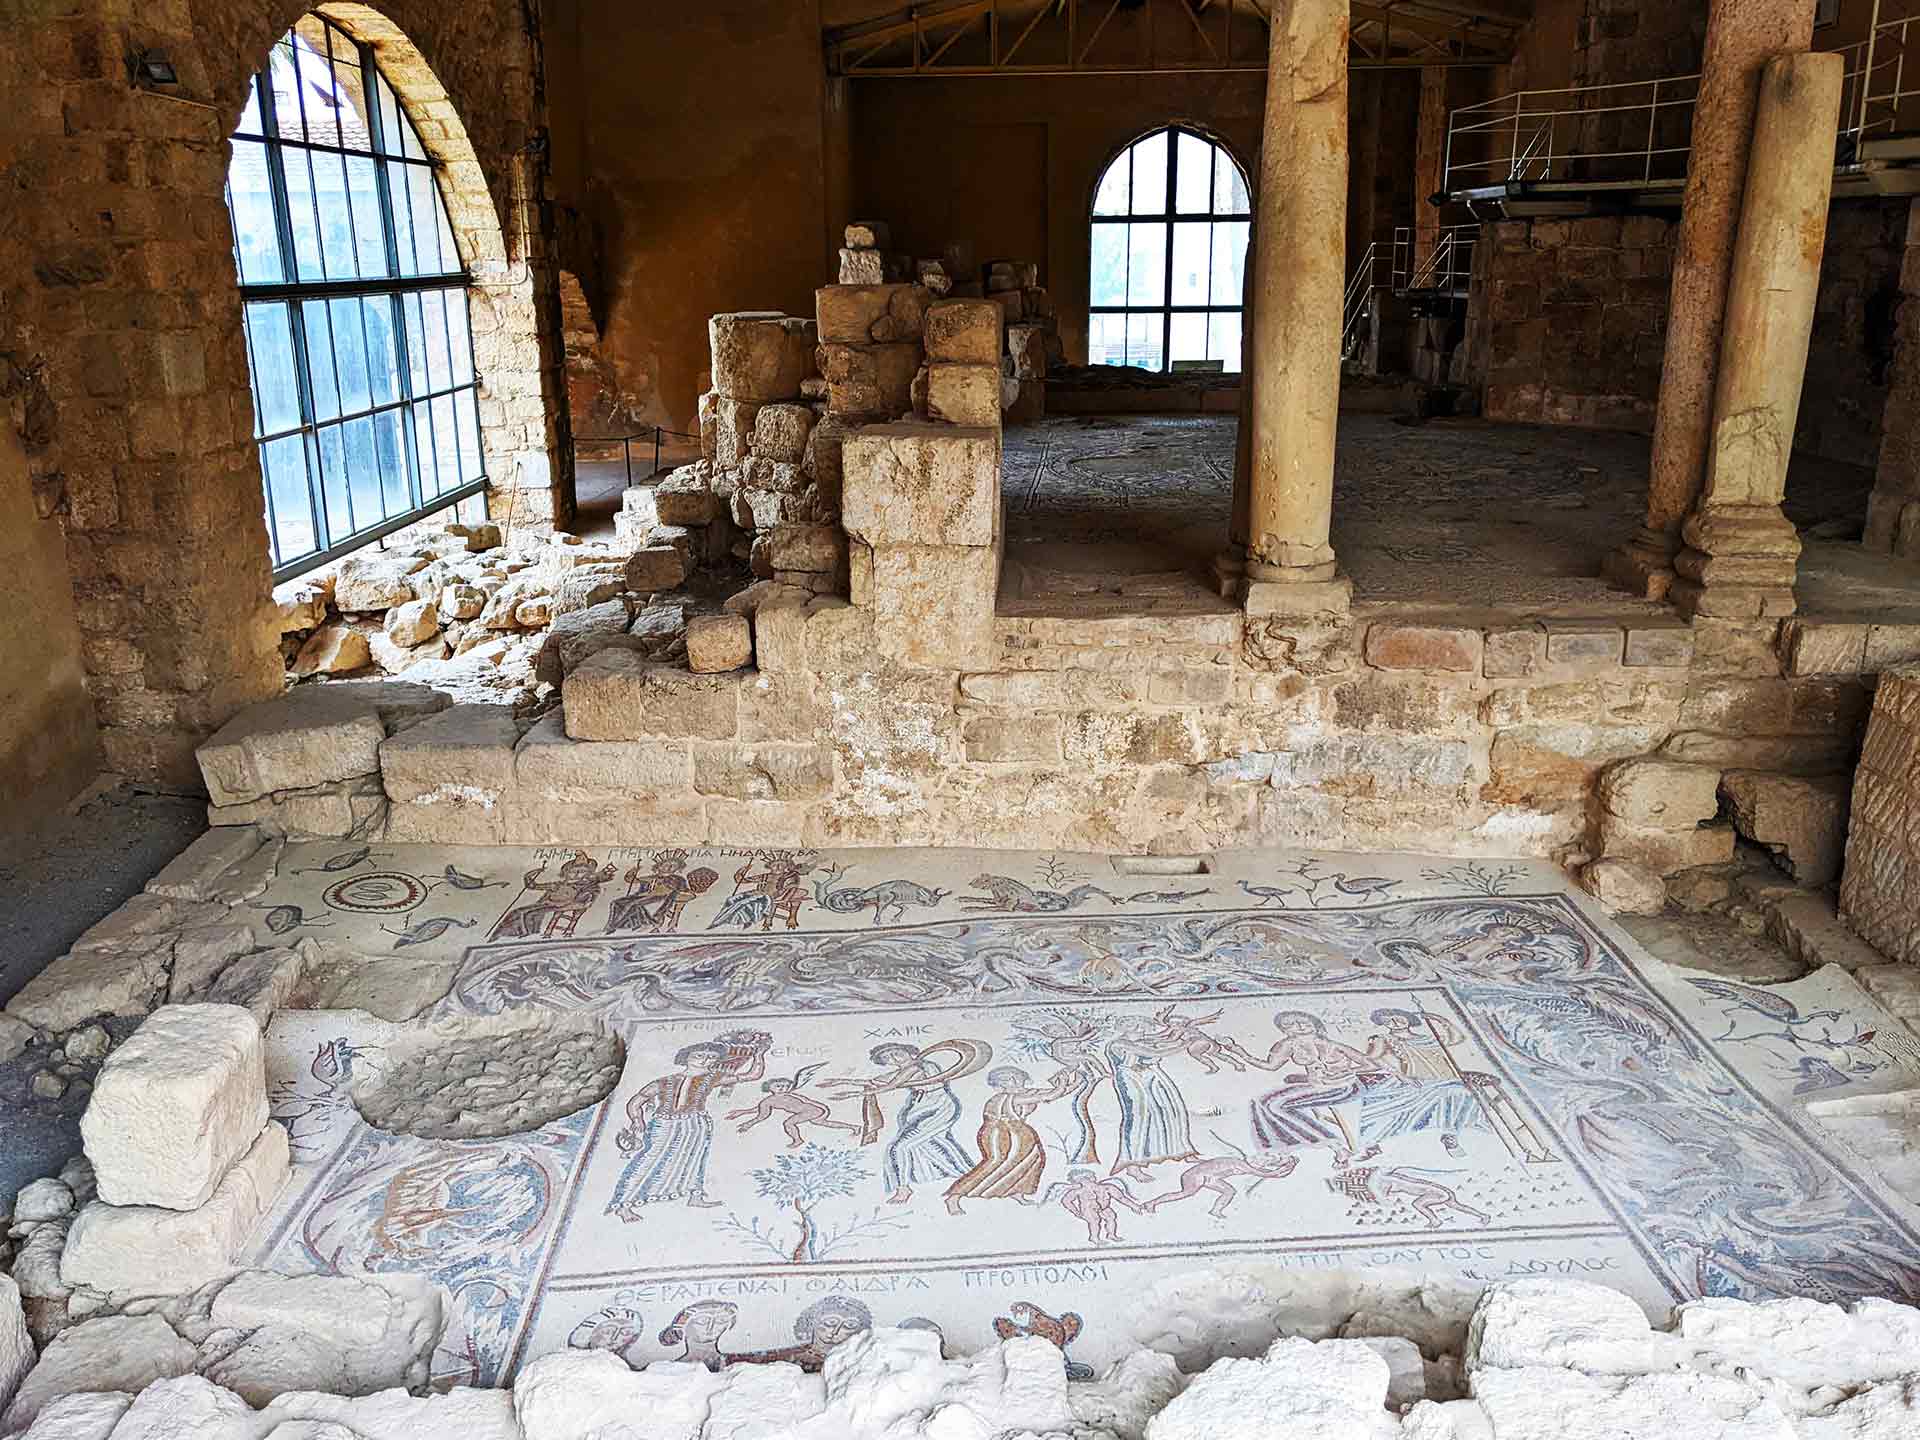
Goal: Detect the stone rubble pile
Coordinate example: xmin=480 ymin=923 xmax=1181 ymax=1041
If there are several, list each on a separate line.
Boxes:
xmin=0 ymin=1277 xmax=1914 ymax=1438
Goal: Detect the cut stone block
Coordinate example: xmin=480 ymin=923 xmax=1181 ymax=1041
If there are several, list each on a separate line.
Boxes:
xmin=817 ymin=341 xmax=921 ymax=417
xmin=1364 ymin=623 xmax=1483 ymax=673
xmin=6 ymin=936 xmax=173 ymax=1032
xmin=768 ymin=523 xmax=846 ymax=574
xmin=378 ymin=703 xmax=518 ymax=807
xmin=1597 ymin=816 xmax=1737 ymax=876
xmin=709 ymin=312 xmax=814 ymax=402
xmin=845 ymin=220 xmax=890 ymax=249
xmin=924 ymin=298 xmax=1004 ymax=364
xmin=1597 ymin=757 xmax=1722 ymax=828
xmin=687 ymin=614 xmax=753 ymax=673
xmin=83 ymin=1003 xmax=268 ymax=1210
xmin=291 ymin=623 xmax=369 ymax=677
xmin=145 ymin=828 xmax=267 ymax=902
xmin=1721 ymin=771 xmax=1850 ymax=887
xmin=1622 ymin=623 xmax=1695 ymax=668
xmin=508 ymin=714 xmax=691 ymax=800
xmin=332 ymin=552 xmax=429 ymax=612
xmin=1006 ymin=324 xmax=1047 ymax=379
xmin=838 ymin=247 xmax=885 ymax=285
xmin=1483 ymin=625 xmax=1546 ymax=679
xmin=1580 ymin=858 xmax=1667 ymax=915
xmin=383 ymin=599 xmax=439 ymax=647
xmin=59 ymin=1122 xmax=290 ymax=1299
xmin=0 ymin=1313 xmax=196 ymax=1433
xmin=166 ymin=922 xmax=261 ymax=1004
xmin=206 ymin=775 xmax=388 ymax=840
xmin=712 ymin=395 xmax=761 ymax=467
xmin=197 ymin=687 xmax=389 ymax=807
xmin=750 ymin=404 xmax=816 ymax=466
xmin=652 ymin=463 xmax=719 ymax=525
xmin=816 ymin=283 xmax=933 ymax=345
xmin=563 ymin=649 xmax=742 ymax=741
xmin=1542 ymin=620 xmax=1623 ymax=667
xmin=202 ymin=1271 xmax=443 ymax=1403
xmin=626 ymin=545 xmax=689 ymax=593
xmin=200 ymin=947 xmax=305 ymax=1028
xmin=535 ymin=599 xmax=640 ymax=689
xmin=870 ymin=540 xmax=1002 ymax=672
xmin=841 ymin=423 xmax=1001 ymax=547
xmin=926 ymin=363 xmax=1003 ymax=427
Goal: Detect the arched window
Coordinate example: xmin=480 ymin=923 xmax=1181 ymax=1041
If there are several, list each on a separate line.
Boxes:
xmin=225 ymin=14 xmax=485 ymax=579
xmin=1089 ymin=126 xmax=1250 ymax=373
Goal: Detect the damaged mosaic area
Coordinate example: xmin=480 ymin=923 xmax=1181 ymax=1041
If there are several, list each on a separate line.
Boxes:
xmin=218 ymin=844 xmax=1920 ymax=1390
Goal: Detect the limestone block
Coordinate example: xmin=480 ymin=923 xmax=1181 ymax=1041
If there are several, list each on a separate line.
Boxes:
xmin=709 ymin=312 xmax=814 ymax=402
xmin=631 ymin=602 xmax=692 ymax=647
xmin=751 ymin=590 xmax=810 ymax=676
xmin=167 ymin=922 xmax=262 ymax=1003
xmin=964 ymin=715 xmax=1064 ymax=763
xmin=291 ymin=623 xmax=370 ymax=677
xmin=870 ymin=541 xmax=1001 ymax=672
xmin=513 ymin=716 xmax=691 ymax=801
xmin=145 ymin=828 xmax=267 ymax=902
xmin=1720 ymin=771 xmax=1850 ymax=886
xmin=926 ymin=363 xmax=1003 ymax=427
xmin=105 ymin=1376 xmax=253 ymax=1440
xmin=1542 ymin=620 xmax=1624 ymax=667
xmin=83 ymin=1003 xmax=268 ymax=1210
xmin=563 ymin=649 xmax=742 ymax=740
xmin=817 ymin=283 xmax=933 ymax=346
xmin=1006 ymin=324 xmax=1048 ymax=379
xmin=925 ymin=298 xmax=1004 ymax=365
xmin=625 ymin=545 xmax=688 ymax=593
xmin=1482 ymin=625 xmax=1546 ymax=679
xmin=0 ymin=1314 xmax=196 ymax=1433
xmin=845 ymin=220 xmax=890 ymax=249
xmin=687 ymin=614 xmax=753 ymax=673
xmin=1865 ymin=622 xmax=1920 ymax=671
xmin=332 ymin=552 xmax=429 ymax=612
xmin=818 ymin=341 xmax=921 ymax=417
xmin=199 ymin=947 xmax=304 ymax=1028
xmin=13 ymin=1391 xmax=135 ymax=1439
xmin=842 ymin=423 xmax=1001 ymax=547
xmin=1580 ymin=858 xmax=1667 ymax=914
xmin=549 ymin=571 xmax=624 ymax=617
xmin=1147 ymin=1337 xmax=1390 ymax=1440
xmin=533 ymin=600 xmax=639 ymax=689
xmin=712 ymin=396 xmax=761 ymax=467
xmin=1598 ymin=816 xmax=1737 ymax=875
xmin=379 ymin=703 xmax=518 ymax=807
xmin=274 ymin=580 xmax=329 ymax=634
xmin=1365 ymin=623 xmax=1483 ymax=673
xmin=5 ymin=936 xmax=173 ymax=1034
xmin=206 ymin=775 xmax=388 ymax=840
xmin=1471 ymin=1366 xmax=1796 ymax=1436
xmin=202 ymin=1271 xmax=443 ymax=1403
xmin=751 ymin=403 xmax=817 ymax=465
xmin=60 ymin=1122 xmax=289 ymax=1297
xmin=653 ymin=463 xmax=719 ymax=525
xmin=198 ymin=687 xmax=388 ymax=807
xmin=692 ymin=741 xmax=833 ymax=800
xmin=1598 ymin=757 xmax=1723 ymax=828
xmin=838 ymin=247 xmax=885 ymax=285
xmin=768 ymin=523 xmax=846 ymax=575
xmin=1623 ymin=622 xmax=1696 ymax=668
xmin=0 ymin=1278 xmax=28 ymax=1424
xmin=382 ymin=598 xmax=439 ymax=648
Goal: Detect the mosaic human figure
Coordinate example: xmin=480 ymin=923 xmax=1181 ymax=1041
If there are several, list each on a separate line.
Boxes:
xmin=606 ymin=850 xmax=718 ymax=934
xmin=1234 ymin=1011 xmax=1395 ymax=1165
xmin=1359 ymin=1009 xmax=1487 ymax=1156
xmin=711 ymin=850 xmax=813 ymax=932
xmin=658 ymin=1300 xmax=739 ymax=1370
xmin=728 ymin=1296 xmax=873 ymax=1371
xmin=824 ymin=1041 xmax=982 ymax=1203
xmin=944 ymin=1066 xmax=1074 ymax=1214
xmin=606 ymin=1034 xmax=770 ymax=1220
xmin=1041 ymin=1168 xmax=1147 ymax=1244
xmin=1140 ymin=1153 xmax=1299 ymax=1218
xmin=1327 ymin=1164 xmax=1490 ymax=1229
xmin=492 ymin=852 xmax=618 ymax=940
xmin=993 ymin=1302 xmax=1092 ymax=1380
xmin=725 ymin=1063 xmax=862 ymax=1148
xmin=568 ymin=1302 xmax=646 ymax=1364
xmin=1104 ymin=1020 xmax=1204 ymax=1179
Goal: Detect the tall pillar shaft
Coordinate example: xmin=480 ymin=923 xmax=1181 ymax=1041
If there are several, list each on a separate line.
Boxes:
xmin=1865 ymin=199 xmax=1920 ymax=558
xmin=1243 ymin=0 xmax=1352 ymax=616
xmin=1671 ymin=51 xmax=1843 ymax=620
xmin=1605 ymin=0 xmax=1815 ymax=598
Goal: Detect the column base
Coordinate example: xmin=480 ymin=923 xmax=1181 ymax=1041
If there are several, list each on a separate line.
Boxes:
xmin=1669 ymin=506 xmax=1802 ymax=620
xmin=1211 ymin=546 xmax=1247 ymax=600
xmin=1241 ymin=573 xmax=1354 ymax=617
xmin=1601 ymin=528 xmax=1681 ymax=601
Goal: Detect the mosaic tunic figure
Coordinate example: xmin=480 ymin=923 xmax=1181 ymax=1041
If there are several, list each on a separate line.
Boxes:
xmin=1238 ymin=1011 xmax=1394 ymax=1164
xmin=831 ymin=1042 xmax=978 ymax=1203
xmin=493 ymin=853 xmax=618 ymax=940
xmin=1104 ymin=1025 xmax=1203 ymax=1178
xmin=945 ymin=1066 xmax=1072 ymax=1214
xmin=607 ymin=1035 xmax=769 ymax=1219
xmin=1359 ymin=1009 xmax=1486 ymax=1155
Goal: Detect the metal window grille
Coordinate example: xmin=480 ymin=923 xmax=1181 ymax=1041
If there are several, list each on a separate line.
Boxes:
xmin=1088 ymin=125 xmax=1251 ymax=374
xmin=225 ymin=14 xmax=488 ymax=582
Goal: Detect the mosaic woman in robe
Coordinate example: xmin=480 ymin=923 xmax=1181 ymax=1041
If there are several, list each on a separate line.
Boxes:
xmin=827 ymin=1041 xmax=984 ymax=1204
xmin=1237 ymin=1010 xmax=1394 ymax=1165
xmin=1103 ymin=1018 xmax=1204 ymax=1179
xmin=607 ymin=1031 xmax=770 ymax=1220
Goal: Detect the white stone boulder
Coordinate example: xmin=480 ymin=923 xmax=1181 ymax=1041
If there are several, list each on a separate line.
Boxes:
xmin=60 ymin=1123 xmax=290 ymax=1299
xmin=1579 ymin=858 xmax=1667 ymax=915
xmin=513 ymin=1350 xmax=730 ymax=1439
xmin=0 ymin=1279 xmax=30 ymax=1424
xmin=1465 ymin=1279 xmax=1673 ymax=1376
xmin=1675 ymin=1295 xmax=1920 ymax=1405
xmin=1145 ymin=1337 xmax=1398 ymax=1439
xmin=259 ymin=1386 xmax=523 ymax=1440
xmin=333 ymin=552 xmax=429 ymax=612
xmin=11 ymin=1391 xmax=133 ymax=1440
xmin=105 ymin=1375 xmax=251 ymax=1440
xmin=383 ymin=599 xmax=440 ymax=648
xmin=145 ymin=830 xmax=268 ymax=903
xmin=0 ymin=1313 xmax=196 ymax=1433
xmin=1069 ymin=1350 xmax=1187 ymax=1440
xmin=1467 ymin=1366 xmax=1797 ymax=1440
xmin=197 ymin=688 xmax=388 ymax=809
xmin=201 ymin=1271 xmax=444 ymax=1402
xmin=82 ymin=1005 xmax=268 ymax=1211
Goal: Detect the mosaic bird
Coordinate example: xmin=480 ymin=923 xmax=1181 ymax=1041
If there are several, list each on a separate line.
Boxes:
xmin=1330 ymin=874 xmax=1399 ymax=901
xmin=252 ymin=902 xmax=333 ymax=935
xmin=1790 ymin=1055 xmax=1855 ymax=1096
xmin=437 ymin=864 xmax=508 ymax=892
xmin=292 ymin=846 xmax=386 ymax=875
xmin=1686 ymin=978 xmax=1850 ymax=1050
xmin=1235 ymin=880 xmax=1299 ymax=909
xmin=380 ymin=915 xmax=478 ymax=948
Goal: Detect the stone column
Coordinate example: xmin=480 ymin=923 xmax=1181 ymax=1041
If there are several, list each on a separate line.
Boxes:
xmin=1670 ymin=51 xmax=1843 ymax=620
xmin=1243 ymin=0 xmax=1352 ymax=616
xmin=1412 ymin=65 xmax=1448 ymax=274
xmin=1865 ymin=198 xmax=1920 ymax=557
xmin=1216 ymin=226 xmax=1256 ymax=596
xmin=1604 ymin=0 xmax=1816 ymax=599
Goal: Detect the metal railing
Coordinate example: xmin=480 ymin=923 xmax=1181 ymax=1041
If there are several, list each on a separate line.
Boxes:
xmin=1835 ymin=1 xmax=1920 ymax=147
xmin=1341 ymin=239 xmax=1401 ymax=358
xmin=570 ymin=426 xmax=701 ymax=486
xmin=1342 ymin=225 xmax=1479 ymax=357
xmin=1401 ymin=224 xmax=1478 ymax=291
xmin=1444 ymin=73 xmax=1702 ymax=192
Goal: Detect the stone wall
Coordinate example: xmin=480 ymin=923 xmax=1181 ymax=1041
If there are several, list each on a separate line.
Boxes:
xmin=1463 ymin=216 xmax=1674 ymax=429
xmin=1 ymin=0 xmax=569 ymax=783
xmin=1841 ymin=664 xmax=1920 ymax=964
xmin=1798 ymin=198 xmax=1906 ymax=470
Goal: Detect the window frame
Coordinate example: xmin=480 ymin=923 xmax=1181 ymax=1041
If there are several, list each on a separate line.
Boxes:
xmin=228 ymin=15 xmax=489 ymax=582
xmin=1088 ymin=124 xmax=1251 ymax=374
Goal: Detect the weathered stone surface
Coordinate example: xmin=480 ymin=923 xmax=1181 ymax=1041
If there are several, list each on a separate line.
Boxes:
xmin=625 ymin=545 xmax=688 ymax=593
xmin=563 ymin=649 xmax=741 ymax=740
xmin=202 ymin=1271 xmax=444 ymax=1404
xmin=750 ymin=404 xmax=816 ymax=465
xmin=818 ymin=340 xmax=921 ymax=417
xmin=379 ymin=703 xmax=519 ymax=822
xmin=711 ymin=396 xmax=761 ymax=468
xmin=963 ymin=714 xmax=1064 ymax=763
xmin=0 ymin=1278 xmax=29 ymax=1425
xmin=1720 ymin=771 xmax=1849 ymax=887
xmin=291 ymin=623 xmax=370 ymax=678
xmin=837 ymin=246 xmax=885 ymax=285
xmin=60 ymin=1122 xmax=289 ymax=1297
xmin=1783 ymin=620 xmax=1867 ymax=676
xmin=1542 ymin=620 xmax=1624 ymax=667
xmin=0 ymin=1314 xmax=195 ymax=1433
xmin=842 ymin=423 xmax=1001 ymax=547
xmin=693 ymin=742 xmax=834 ymax=800
xmin=1364 ymin=623 xmax=1483 ymax=673
xmin=650 ymin=463 xmax=718 ymax=525
xmin=13 ymin=1390 xmax=135 ymax=1439
xmin=83 ymin=1004 xmax=268 ymax=1210
xmin=206 ymin=775 xmax=389 ymax=840
xmin=686 ymin=614 xmax=753 ymax=673
xmin=145 ymin=828 xmax=266 ymax=902
xmin=1841 ymin=665 xmax=1920 ymax=962
xmin=332 ymin=552 xmax=429 ymax=612
xmin=816 ymin=283 xmax=931 ymax=345
xmin=440 ymin=583 xmax=487 ymax=621
xmin=845 ymin=221 xmax=890 ymax=249
xmin=768 ymin=523 xmax=846 ymax=575
xmin=5 ymin=936 xmax=172 ymax=1034
xmin=1580 ymin=858 xmax=1668 ymax=915
xmin=869 ymin=542 xmax=1001 ymax=672
xmin=709 ymin=312 xmax=814 ymax=402
xmin=1483 ymin=625 xmax=1545 ymax=679
xmin=513 ymin=712 xmax=691 ymax=797
xmin=1148 ymin=1337 xmax=1390 ymax=1440
xmin=926 ymin=363 xmax=1002 ymax=426
xmin=1598 ymin=816 xmax=1737 ymax=875
xmin=105 ymin=1376 xmax=250 ymax=1440
xmin=200 ymin=947 xmax=305 ymax=1028
xmin=198 ymin=688 xmax=388 ymax=807
xmin=166 ymin=922 xmax=262 ymax=1003
xmin=1597 ymin=757 xmax=1723 ymax=827
xmin=924 ymin=298 xmax=1004 ymax=364
xmin=534 ymin=599 xmax=639 ymax=689
xmin=1623 ymin=623 xmax=1696 ymax=668
xmin=383 ymin=599 xmax=439 ymax=648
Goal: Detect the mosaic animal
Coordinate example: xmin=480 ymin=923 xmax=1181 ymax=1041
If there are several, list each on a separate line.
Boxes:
xmin=381 ymin=915 xmax=476 ymax=948
xmin=810 ymin=865 xmax=951 ymax=925
xmin=961 ymin=875 xmax=1122 ymax=913
xmin=993 ymin=1303 xmax=1091 ymax=1380
xmin=1235 ymin=880 xmax=1299 ymax=909
xmin=1685 ymin=978 xmax=1855 ymax=1050
xmin=1125 ymin=888 xmax=1212 ymax=905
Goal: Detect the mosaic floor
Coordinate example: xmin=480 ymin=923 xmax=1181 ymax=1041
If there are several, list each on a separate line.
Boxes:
xmin=219 ymin=844 xmax=1920 ymax=1389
